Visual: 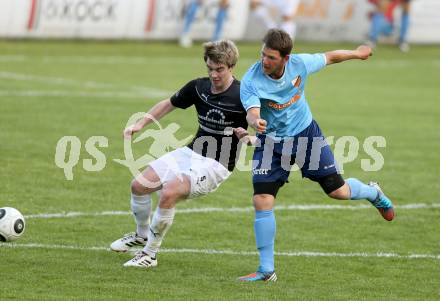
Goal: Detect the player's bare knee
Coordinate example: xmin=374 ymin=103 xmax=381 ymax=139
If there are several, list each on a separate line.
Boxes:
xmin=253 ymin=194 xmax=275 ymax=210
xmin=316 ymin=173 xmax=347 ymax=199
xmin=159 ymin=188 xmax=180 ymax=209
xmin=327 ymin=189 xmax=344 ymax=200
xmin=131 ymin=179 xmax=147 ymax=195
xmin=327 ymin=184 xmax=350 ymax=200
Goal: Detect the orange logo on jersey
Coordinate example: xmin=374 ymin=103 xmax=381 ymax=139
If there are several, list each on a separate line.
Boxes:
xmin=291 ymin=76 xmax=301 ymax=87
xmin=267 ymin=76 xmax=302 ymax=110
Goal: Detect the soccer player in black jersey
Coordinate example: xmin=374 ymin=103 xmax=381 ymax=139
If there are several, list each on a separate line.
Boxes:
xmin=110 ymin=40 xmax=249 ymax=268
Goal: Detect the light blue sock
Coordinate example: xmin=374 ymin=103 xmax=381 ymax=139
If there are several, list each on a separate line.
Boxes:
xmin=369 ymin=13 xmax=393 ymax=42
xmin=369 ymin=13 xmax=382 ymax=42
xmin=399 ymin=13 xmax=410 ymax=43
xmin=212 ymin=7 xmax=227 ymax=41
xmin=182 ymin=1 xmax=199 ymax=34
xmin=254 ymin=210 xmax=276 ymax=273
xmin=346 ymin=178 xmax=378 ymax=202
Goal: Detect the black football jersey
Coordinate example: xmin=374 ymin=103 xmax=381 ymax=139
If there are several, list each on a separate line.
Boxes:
xmin=170 ymin=77 xmax=248 ymax=171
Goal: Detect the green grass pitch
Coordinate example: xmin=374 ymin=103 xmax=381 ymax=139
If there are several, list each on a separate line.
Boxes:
xmin=0 ymin=40 xmax=439 ymax=300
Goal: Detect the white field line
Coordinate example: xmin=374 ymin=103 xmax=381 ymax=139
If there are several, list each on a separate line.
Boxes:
xmin=1 ymin=242 xmax=439 ymax=260
xmin=0 ymin=89 xmax=169 ymax=99
xmin=0 ymin=55 xmax=204 ymax=65
xmin=0 ymin=71 xmax=171 ymax=98
xmin=0 ymin=71 xmax=113 ymax=88
xmin=24 ymin=203 xmax=440 ymax=219
xmin=0 ymin=55 xmax=28 ymax=62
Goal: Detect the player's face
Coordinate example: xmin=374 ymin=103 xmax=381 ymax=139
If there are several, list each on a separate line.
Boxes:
xmin=261 ymin=45 xmax=289 ymax=79
xmin=206 ymin=58 xmax=233 ymax=93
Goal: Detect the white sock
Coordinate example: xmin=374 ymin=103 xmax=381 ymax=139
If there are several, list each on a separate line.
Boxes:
xmin=253 ymin=6 xmax=277 ymax=29
xmin=130 ymin=193 xmax=152 ymax=239
xmin=143 ymin=207 xmax=175 ymax=258
xmin=281 ymin=21 xmax=296 ymax=40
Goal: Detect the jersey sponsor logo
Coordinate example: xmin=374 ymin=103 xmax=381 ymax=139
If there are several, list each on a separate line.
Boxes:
xmin=252 ymin=168 xmax=268 ymax=175
xmin=198 ymin=109 xmax=234 ymax=126
xmin=266 ymin=76 xmax=303 ymax=110
xmin=267 ymin=95 xmax=301 ymax=110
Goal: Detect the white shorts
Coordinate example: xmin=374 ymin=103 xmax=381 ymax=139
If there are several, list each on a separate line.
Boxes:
xmin=261 ymin=0 xmax=300 ymax=16
xmin=149 ymin=147 xmax=231 ymax=199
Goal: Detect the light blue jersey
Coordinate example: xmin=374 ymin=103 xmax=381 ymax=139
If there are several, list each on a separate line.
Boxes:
xmin=240 ymin=53 xmax=326 ymax=137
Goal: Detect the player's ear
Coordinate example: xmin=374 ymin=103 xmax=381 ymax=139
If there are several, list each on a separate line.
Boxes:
xmin=283 ymin=54 xmax=290 ymax=63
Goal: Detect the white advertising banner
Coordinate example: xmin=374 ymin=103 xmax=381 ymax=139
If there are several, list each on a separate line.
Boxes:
xmin=408 ymin=0 xmax=440 ymax=43
xmin=0 ymin=0 xmax=439 ymax=43
xmin=295 ymin=0 xmax=372 ymax=42
xmin=25 ymin=0 xmax=148 ymax=38
xmin=0 ymin=0 xmax=249 ymax=40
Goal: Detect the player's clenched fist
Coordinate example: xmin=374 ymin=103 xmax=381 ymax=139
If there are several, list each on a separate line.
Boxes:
xmin=253 ymin=118 xmax=267 ymax=133
xmin=123 ymin=124 xmax=141 ymax=139
xmin=356 ymin=45 xmax=372 ymax=60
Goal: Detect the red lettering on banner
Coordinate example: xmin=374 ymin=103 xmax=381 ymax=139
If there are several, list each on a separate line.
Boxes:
xmin=27 ymin=0 xmax=39 ymax=30
xmin=145 ymin=0 xmax=156 ymax=32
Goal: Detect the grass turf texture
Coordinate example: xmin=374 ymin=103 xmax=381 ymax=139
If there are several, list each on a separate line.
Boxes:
xmin=0 ymin=40 xmax=439 ymax=300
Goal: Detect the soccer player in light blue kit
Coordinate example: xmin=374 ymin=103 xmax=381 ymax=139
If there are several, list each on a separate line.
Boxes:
xmin=367 ymin=0 xmax=411 ymax=52
xmin=180 ymin=0 xmax=229 ymax=48
xmin=238 ymin=29 xmax=395 ymax=282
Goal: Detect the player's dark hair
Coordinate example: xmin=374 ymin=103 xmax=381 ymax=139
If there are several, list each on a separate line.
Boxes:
xmin=262 ymin=29 xmax=293 ymax=57
xmin=203 ymin=40 xmax=239 ymax=68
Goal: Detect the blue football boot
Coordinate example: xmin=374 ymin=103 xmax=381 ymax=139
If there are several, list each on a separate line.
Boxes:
xmin=238 ymin=271 xmax=277 ymax=282
xmin=369 ymin=182 xmax=395 ymax=221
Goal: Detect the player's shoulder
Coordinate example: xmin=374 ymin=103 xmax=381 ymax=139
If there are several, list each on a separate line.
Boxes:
xmin=231 ymin=78 xmax=240 ymax=89
xmin=226 ymin=78 xmax=241 ymax=96
xmin=193 ymin=77 xmax=208 ymax=86
xmin=291 ymin=53 xmax=325 ymax=66
xmin=290 ymin=53 xmax=312 ymax=62
xmin=191 ymin=77 xmax=210 ymax=91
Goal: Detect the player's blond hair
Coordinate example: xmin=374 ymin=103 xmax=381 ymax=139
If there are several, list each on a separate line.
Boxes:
xmin=203 ymin=40 xmax=239 ymax=68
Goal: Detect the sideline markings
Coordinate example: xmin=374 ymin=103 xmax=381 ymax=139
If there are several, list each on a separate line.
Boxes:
xmin=0 ymin=70 xmax=113 ymax=88
xmin=24 ymin=203 xmax=440 ymax=219
xmin=1 ymin=242 xmax=438 ymax=260
xmin=0 ymin=71 xmax=171 ymax=98
xmin=0 ymin=89 xmax=169 ymax=99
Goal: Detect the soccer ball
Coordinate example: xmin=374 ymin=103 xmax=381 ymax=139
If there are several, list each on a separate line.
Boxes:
xmin=0 ymin=207 xmax=25 ymax=242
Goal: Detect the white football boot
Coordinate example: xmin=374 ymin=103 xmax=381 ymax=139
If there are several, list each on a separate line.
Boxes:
xmin=123 ymin=251 xmax=158 ymax=268
xmin=110 ymin=233 xmax=147 ymax=252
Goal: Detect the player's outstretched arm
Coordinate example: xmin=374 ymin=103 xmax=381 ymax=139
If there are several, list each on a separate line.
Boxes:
xmin=325 ymin=45 xmax=372 ymax=66
xmin=123 ymin=98 xmax=176 ymax=139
